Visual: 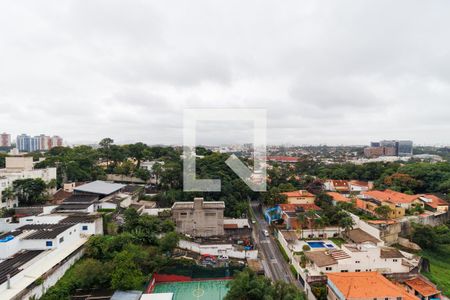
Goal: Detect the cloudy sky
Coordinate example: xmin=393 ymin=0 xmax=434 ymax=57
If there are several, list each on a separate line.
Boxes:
xmin=1 ymin=1 xmax=449 ymax=146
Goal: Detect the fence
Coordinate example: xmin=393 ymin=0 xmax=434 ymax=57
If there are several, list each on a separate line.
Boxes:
xmin=178 ymin=240 xmax=258 ymax=259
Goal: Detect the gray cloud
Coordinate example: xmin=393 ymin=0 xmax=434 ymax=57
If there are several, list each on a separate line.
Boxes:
xmin=0 ymin=0 xmax=449 ymax=146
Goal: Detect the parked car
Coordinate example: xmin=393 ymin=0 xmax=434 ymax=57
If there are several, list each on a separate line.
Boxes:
xmin=218 ymin=255 xmax=229 ymax=260
xmin=262 ymin=229 xmax=269 ymax=237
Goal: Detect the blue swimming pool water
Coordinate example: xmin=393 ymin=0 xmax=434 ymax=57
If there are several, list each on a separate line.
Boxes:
xmin=307 ymin=241 xmax=326 ymax=248
xmin=307 ymin=241 xmax=335 ymax=249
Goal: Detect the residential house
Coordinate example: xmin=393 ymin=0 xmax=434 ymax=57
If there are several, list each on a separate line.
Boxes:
xmin=348 ymin=180 xmax=373 ymax=193
xmin=282 ymin=190 xmax=316 ymax=205
xmin=418 ymin=194 xmax=448 ymax=213
xmin=362 ymin=190 xmax=423 ymax=210
xmin=172 ymin=197 xmax=225 ymax=237
xmin=327 ymin=192 xmax=351 ymax=205
xmin=404 ymin=276 xmax=441 ymax=300
xmin=304 ymin=243 xmax=417 ymax=276
xmin=324 ymin=180 xmax=350 ymax=193
xmin=278 ymin=203 xmax=321 ymax=230
xmin=327 ymin=272 xmax=418 ymax=300
xmin=0 ymin=157 xmax=57 ymax=209
xmin=356 ymin=196 xmax=405 ymax=219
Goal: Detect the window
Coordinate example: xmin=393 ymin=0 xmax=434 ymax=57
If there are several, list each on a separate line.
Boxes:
xmin=205 ymin=212 xmax=216 ymax=217
xmin=355 ymin=269 xmax=361 ymax=272
xmin=180 ymin=212 xmax=187 ymax=218
xmin=46 ymin=241 xmax=53 ymax=247
xmin=340 ymin=270 xmax=348 ymax=273
xmin=355 ymin=261 xmax=360 ymax=264
xmin=325 ymin=267 xmax=332 ymax=271
xmin=393 ymin=259 xmax=398 ymax=262
xmin=59 ymin=237 xmax=64 ymax=243
xmin=82 ymin=225 xmax=88 ymax=231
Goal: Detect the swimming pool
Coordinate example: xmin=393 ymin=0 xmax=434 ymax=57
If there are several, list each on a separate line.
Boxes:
xmin=307 ymin=241 xmax=335 ymax=249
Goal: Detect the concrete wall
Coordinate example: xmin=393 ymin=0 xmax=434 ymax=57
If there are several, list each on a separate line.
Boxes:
xmin=349 ymin=212 xmax=382 ymax=241
xmin=5 ymin=157 xmax=33 ymax=171
xmin=15 ymin=247 xmax=85 ymax=300
xmin=106 ymin=174 xmax=145 ymax=183
xmin=178 ymin=240 xmax=258 ymax=259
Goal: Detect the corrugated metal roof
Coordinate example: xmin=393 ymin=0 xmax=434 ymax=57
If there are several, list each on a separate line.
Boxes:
xmin=74 ymin=180 xmax=126 ymax=195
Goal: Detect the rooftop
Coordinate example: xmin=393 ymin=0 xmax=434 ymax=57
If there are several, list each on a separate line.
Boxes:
xmin=346 ymin=228 xmax=380 ymax=244
xmin=74 ymin=180 xmax=126 ymax=195
xmin=419 ymin=194 xmax=448 ymax=209
xmin=363 ymin=189 xmax=419 ymax=204
xmin=0 ymin=250 xmax=45 ymax=285
xmin=172 ymin=200 xmax=225 ymax=210
xmin=22 ymin=224 xmax=73 ymax=240
xmin=327 ymin=192 xmax=351 ymax=203
xmin=282 ymin=190 xmax=315 ymax=198
xmin=327 ymin=272 xmax=417 ymax=300
xmin=59 ymin=214 xmax=99 ymax=224
xmin=304 ymin=250 xmax=336 ymax=267
xmin=54 ymin=203 xmax=94 ymax=211
xmin=380 ymin=247 xmax=404 ymax=259
xmin=405 ymin=277 xmax=440 ymax=297
xmin=62 ymin=194 xmax=98 ymax=204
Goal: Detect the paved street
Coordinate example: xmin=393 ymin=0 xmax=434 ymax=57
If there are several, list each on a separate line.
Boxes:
xmin=250 ymin=201 xmax=302 ymax=288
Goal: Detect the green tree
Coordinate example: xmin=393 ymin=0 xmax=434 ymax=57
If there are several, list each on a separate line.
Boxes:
xmin=225 ymin=268 xmax=274 ymax=300
xmin=374 ymin=205 xmax=392 ymax=220
xmin=111 ymin=250 xmax=144 ymax=290
xmin=412 ymin=224 xmax=438 ymax=250
xmin=339 ymin=216 xmax=355 ymax=235
xmin=225 ymin=269 xmax=304 ymax=300
xmin=99 ymin=137 xmax=114 ymax=169
xmin=159 ymin=231 xmax=180 ymax=254
xmin=13 ymin=178 xmax=48 ymax=205
xmin=128 ymin=142 xmax=147 ymax=168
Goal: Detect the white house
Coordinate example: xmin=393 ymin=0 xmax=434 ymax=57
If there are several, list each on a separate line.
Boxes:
xmin=0 ymin=157 xmax=57 ymax=209
xmin=304 ymin=243 xmax=419 ymax=276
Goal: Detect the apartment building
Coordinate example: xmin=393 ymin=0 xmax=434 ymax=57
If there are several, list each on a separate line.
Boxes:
xmin=0 ymin=133 xmax=11 ymax=147
xmin=172 ymin=197 xmax=225 ymax=237
xmin=16 ymin=134 xmax=63 ymax=152
xmin=0 ymin=157 xmax=56 ymax=209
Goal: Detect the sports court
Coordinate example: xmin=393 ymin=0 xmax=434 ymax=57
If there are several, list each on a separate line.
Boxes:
xmin=152 ymin=280 xmax=230 ymax=300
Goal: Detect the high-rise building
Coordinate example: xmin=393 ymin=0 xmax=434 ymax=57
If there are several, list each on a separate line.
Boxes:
xmin=364 ymin=139 xmax=413 ymax=158
xmin=51 ymin=135 xmax=63 ymax=148
xmin=397 ymin=140 xmax=413 ymax=156
xmin=39 ymin=134 xmax=52 ymax=151
xmin=16 ymin=134 xmax=40 ymax=152
xmin=0 ymin=133 xmax=11 ymax=147
xmin=16 ymin=134 xmax=63 ymax=152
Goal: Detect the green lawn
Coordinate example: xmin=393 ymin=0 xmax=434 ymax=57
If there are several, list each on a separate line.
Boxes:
xmin=420 ymin=244 xmax=450 ymax=297
xmin=329 ymin=238 xmax=345 ymax=248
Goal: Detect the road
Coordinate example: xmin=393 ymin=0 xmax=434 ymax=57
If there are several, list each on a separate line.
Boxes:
xmin=250 ymin=201 xmax=302 ymax=288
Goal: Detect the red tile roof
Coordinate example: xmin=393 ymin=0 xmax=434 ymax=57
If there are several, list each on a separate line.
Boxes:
xmin=224 ymin=223 xmax=238 ymax=229
xmin=405 ymin=277 xmax=440 ymax=297
xmin=327 ymin=192 xmax=351 ymax=203
xmin=331 ymin=180 xmax=349 ymax=188
xmin=349 ymin=180 xmax=370 ymax=187
xmin=363 ymin=189 xmax=419 ymax=204
xmin=267 ymin=156 xmax=299 ymax=163
xmin=327 ymin=272 xmax=418 ymax=300
xmin=419 ymin=194 xmax=448 ymax=209
xmin=282 ymin=190 xmax=315 ymax=198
